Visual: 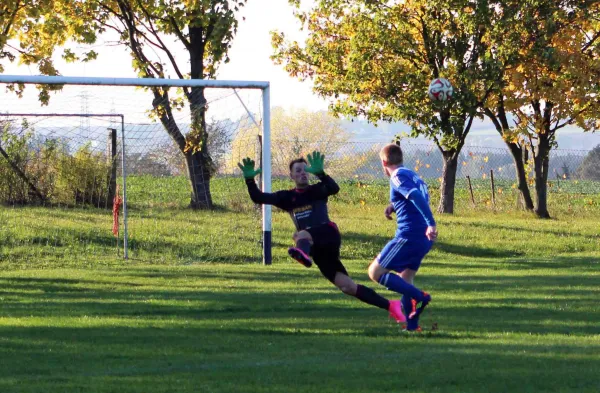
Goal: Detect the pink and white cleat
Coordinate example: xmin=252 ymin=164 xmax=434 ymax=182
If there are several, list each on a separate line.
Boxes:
xmin=388 ymin=299 xmax=407 ymax=323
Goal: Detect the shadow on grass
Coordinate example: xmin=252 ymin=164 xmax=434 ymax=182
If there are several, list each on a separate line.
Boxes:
xmin=340 ymin=232 xmax=526 ymax=260
xmin=0 ymin=261 xmax=598 ymax=337
xmin=502 ymin=256 xmax=598 ymax=270
xmin=0 ymin=316 xmax=598 ymax=393
xmin=422 ymin=255 xmax=598 ymax=271
xmin=434 ymin=241 xmax=525 ymax=258
xmin=0 ymin=261 xmax=599 ymax=392
xmin=459 ymin=221 xmax=600 ymax=242
xmin=342 ymin=231 xmax=389 ymax=247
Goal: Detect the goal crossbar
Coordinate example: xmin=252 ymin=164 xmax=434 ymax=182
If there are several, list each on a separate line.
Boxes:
xmin=0 ymin=75 xmax=269 ymax=89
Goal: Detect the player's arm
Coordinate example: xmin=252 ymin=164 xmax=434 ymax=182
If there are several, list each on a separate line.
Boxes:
xmin=405 ymin=190 xmax=436 ymax=227
xmin=394 ymin=174 xmax=436 ymax=233
xmin=313 ymin=172 xmax=340 ymax=196
xmin=305 ymin=151 xmax=340 ymax=197
xmin=238 ymin=158 xmax=285 ymax=207
xmin=384 ymin=203 xmax=394 ymax=220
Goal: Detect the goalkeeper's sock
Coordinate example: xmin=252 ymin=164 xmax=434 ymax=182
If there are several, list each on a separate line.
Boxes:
xmin=296 ymin=238 xmax=311 ymax=255
xmin=355 ymin=284 xmax=390 ymax=310
xmin=378 ymin=273 xmax=427 ymax=301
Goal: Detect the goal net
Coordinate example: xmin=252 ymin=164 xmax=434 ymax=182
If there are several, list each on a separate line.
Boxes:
xmin=0 ymin=76 xmax=271 ymax=267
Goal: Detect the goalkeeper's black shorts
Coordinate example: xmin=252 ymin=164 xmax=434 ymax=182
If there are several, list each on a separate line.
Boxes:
xmin=306 ymin=222 xmax=348 ymax=283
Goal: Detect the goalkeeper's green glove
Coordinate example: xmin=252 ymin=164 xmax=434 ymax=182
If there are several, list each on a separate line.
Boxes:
xmin=305 ymin=151 xmax=325 ymax=175
xmin=237 ymin=157 xmax=262 ymax=179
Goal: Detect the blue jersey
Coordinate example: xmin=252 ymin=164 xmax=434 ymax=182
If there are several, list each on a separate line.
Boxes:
xmin=390 ymin=167 xmax=433 ymax=238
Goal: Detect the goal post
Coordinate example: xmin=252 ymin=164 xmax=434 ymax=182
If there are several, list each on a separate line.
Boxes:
xmin=0 ymin=75 xmax=272 ymax=266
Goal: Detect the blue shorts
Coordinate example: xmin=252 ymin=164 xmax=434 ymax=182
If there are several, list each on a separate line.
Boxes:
xmin=376 ymin=237 xmax=433 ymax=272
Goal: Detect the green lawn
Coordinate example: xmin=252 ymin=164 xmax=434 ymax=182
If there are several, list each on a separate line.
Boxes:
xmin=0 ymin=177 xmax=599 ymax=392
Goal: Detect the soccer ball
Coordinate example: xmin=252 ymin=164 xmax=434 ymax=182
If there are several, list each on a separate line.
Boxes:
xmin=428 ymin=78 xmax=453 ymax=102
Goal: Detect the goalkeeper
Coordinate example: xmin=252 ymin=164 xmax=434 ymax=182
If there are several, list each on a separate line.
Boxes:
xmin=238 ymin=151 xmax=406 ymax=323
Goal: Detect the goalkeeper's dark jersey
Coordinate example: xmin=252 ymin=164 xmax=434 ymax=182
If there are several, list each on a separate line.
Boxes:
xmin=244 ymin=173 xmax=340 ymax=231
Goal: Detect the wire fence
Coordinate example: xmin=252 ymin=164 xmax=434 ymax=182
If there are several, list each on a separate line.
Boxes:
xmin=2 ymin=128 xmax=599 ymax=208
xmin=264 ymin=139 xmax=600 ymax=195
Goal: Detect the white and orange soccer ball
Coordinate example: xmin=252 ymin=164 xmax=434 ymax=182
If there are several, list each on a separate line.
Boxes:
xmin=428 ymin=78 xmax=453 ymax=102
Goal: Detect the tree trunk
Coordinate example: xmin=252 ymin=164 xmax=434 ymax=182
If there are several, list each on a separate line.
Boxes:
xmin=185 ymin=150 xmax=213 ymax=209
xmin=506 ymin=142 xmax=534 ymax=210
xmin=484 ymin=105 xmax=535 ymax=211
xmin=437 ymin=151 xmax=459 ymax=214
xmin=533 ymin=134 xmax=551 ymax=218
xmin=185 ymin=27 xmax=213 ymax=209
xmin=187 ymin=85 xmax=213 ymax=209
xmin=152 ymin=91 xmax=213 ymax=209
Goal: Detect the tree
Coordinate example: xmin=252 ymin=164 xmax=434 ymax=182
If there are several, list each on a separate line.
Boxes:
xmin=272 ymin=0 xmax=500 ymax=213
xmin=53 ymin=0 xmax=248 ymax=209
xmin=485 ymin=1 xmax=600 ymax=218
xmin=229 ymin=107 xmax=364 ymax=178
xmin=484 ymin=99 xmax=536 ymax=211
xmin=1 ymin=1 xmax=98 ymax=103
xmin=480 ymin=2 xmax=535 ymax=211
xmin=577 ymin=145 xmax=600 ymax=180
xmin=1 ymin=1 xmax=56 ymax=76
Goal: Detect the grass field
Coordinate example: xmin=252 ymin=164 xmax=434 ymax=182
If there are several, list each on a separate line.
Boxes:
xmin=0 ymin=177 xmax=599 ymax=392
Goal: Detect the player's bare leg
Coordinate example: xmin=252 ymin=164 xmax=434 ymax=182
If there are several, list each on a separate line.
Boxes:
xmin=333 ymin=272 xmax=357 ymax=295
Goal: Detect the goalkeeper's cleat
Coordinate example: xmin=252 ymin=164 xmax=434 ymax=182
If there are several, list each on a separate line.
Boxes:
xmin=388 ymin=299 xmax=407 ymax=323
xmin=288 ymin=247 xmax=313 ymax=268
xmin=409 ymin=292 xmax=431 ymax=320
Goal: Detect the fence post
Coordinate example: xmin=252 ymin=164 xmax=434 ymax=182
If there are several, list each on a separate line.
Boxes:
xmin=490 ymin=169 xmax=496 ymax=206
xmin=466 ymin=175 xmax=475 ymax=205
xmin=107 ymin=128 xmax=117 ymax=208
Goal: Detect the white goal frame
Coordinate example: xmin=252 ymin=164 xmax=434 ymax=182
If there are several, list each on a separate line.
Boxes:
xmin=0 ymin=75 xmax=273 ymax=265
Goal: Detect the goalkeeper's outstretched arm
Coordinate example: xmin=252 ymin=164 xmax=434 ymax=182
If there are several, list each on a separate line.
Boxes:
xmin=311 ymin=172 xmax=340 ymax=198
xmin=244 ymin=178 xmax=283 ymax=206
xmin=238 ymin=157 xmax=285 ymax=207
xmin=305 ymin=151 xmax=340 ymax=198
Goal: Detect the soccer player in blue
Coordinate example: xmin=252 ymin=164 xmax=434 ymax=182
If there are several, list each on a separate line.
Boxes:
xmin=238 ymin=151 xmax=406 ymax=323
xmin=367 ymin=143 xmax=438 ymax=332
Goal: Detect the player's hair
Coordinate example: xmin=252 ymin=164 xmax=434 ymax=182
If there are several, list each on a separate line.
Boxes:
xmin=289 ymin=157 xmax=308 ymax=172
xmin=380 ymin=143 xmax=404 ymax=166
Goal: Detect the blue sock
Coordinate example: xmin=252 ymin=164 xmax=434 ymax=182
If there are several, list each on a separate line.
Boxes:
xmin=378 ymin=273 xmax=426 ymax=301
xmin=402 ymin=295 xmax=419 ymax=330
xmin=401 ymin=295 xmax=413 ymax=317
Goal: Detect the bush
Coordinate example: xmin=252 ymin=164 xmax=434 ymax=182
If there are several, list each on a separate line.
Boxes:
xmin=53 ymin=143 xmax=112 ymax=207
xmin=0 ymin=124 xmax=33 ymax=204
xmin=0 ymin=119 xmax=113 ymax=207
